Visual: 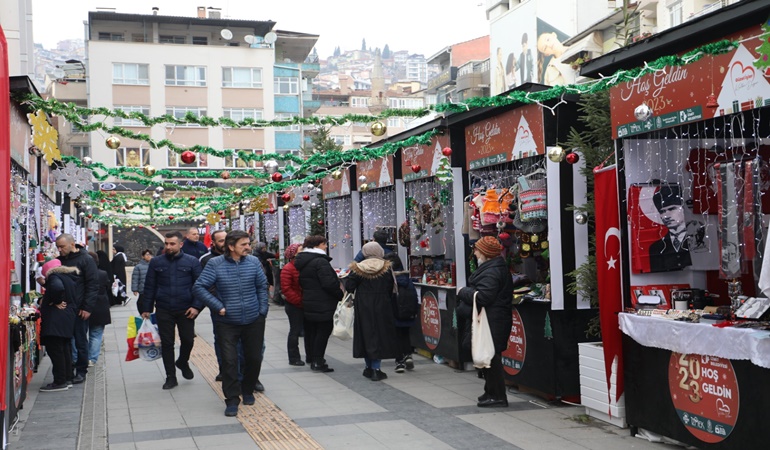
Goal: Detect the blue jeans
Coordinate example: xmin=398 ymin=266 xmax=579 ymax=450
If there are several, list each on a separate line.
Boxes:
xmin=364 ymin=357 xmax=381 ymax=370
xmin=88 ymin=324 xmax=105 ymax=362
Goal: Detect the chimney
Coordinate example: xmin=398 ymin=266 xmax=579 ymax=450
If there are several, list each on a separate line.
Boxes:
xmin=197 ymin=6 xmax=206 ymax=18
xmin=152 ymin=7 xmax=159 ymax=15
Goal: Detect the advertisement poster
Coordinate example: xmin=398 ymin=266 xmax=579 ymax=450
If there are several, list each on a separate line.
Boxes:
xmin=668 ymin=353 xmax=739 ymax=443
xmin=420 ymin=291 xmax=441 ymax=350
xmin=464 ymin=104 xmax=544 ymax=170
xmin=611 ymin=25 xmax=767 ymax=138
xmin=321 ymin=167 xmax=351 ymax=199
xmin=501 ymin=308 xmax=526 ymax=376
xmin=356 ymin=156 xmax=394 ymax=189
xmin=401 ymin=134 xmax=449 ymax=182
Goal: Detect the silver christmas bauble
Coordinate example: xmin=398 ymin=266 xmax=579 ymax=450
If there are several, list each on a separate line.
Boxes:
xmin=82 ymin=157 xmax=93 ymax=166
xmin=574 ymin=211 xmax=588 ymax=225
xmin=264 ymin=160 xmax=279 ymax=174
xmin=155 ymin=186 xmax=164 ymax=194
xmin=634 ymin=103 xmax=652 ymax=121
xmin=152 ymin=193 xmax=161 ymax=200
xmin=358 ymin=175 xmax=367 ymax=183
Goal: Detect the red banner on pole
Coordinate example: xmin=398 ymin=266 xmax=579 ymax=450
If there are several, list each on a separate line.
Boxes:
xmin=0 ymin=26 xmax=11 ymax=411
xmin=593 ymin=164 xmax=624 ymax=404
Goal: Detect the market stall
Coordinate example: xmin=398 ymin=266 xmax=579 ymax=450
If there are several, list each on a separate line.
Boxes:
xmin=356 ymin=155 xmax=398 ymax=255
xmin=321 ymin=168 xmax=356 ymax=270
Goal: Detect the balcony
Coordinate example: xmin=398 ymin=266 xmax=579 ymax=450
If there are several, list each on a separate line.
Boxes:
xmin=427 ymin=67 xmax=458 ymax=93
xmin=686 ymin=1 xmax=725 ymax=22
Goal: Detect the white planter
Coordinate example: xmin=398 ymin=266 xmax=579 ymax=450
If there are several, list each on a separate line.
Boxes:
xmin=578 ymin=342 xmax=627 ymax=428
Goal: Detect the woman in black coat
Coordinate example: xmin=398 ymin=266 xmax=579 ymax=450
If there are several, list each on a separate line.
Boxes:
xmin=294 ymin=235 xmax=344 ymax=373
xmin=110 ymin=244 xmax=128 ymax=306
xmin=457 ymin=236 xmax=513 ymax=407
xmin=39 ymin=260 xmax=79 ymax=391
xmin=96 ymin=250 xmax=116 ymax=305
xmin=344 ymin=242 xmax=397 ymax=381
xmin=87 ymin=252 xmax=112 ymax=365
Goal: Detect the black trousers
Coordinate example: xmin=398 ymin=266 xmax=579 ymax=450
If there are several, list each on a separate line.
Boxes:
xmin=284 ymin=303 xmax=307 ymax=362
xmin=217 ymin=318 xmax=265 ymax=406
xmin=44 ymin=336 xmax=72 ymax=385
xmin=72 ymin=316 xmax=89 ymax=375
xmin=303 ymin=319 xmax=333 ymax=364
xmin=395 ymin=326 xmax=413 ymax=362
xmin=482 ymin=353 xmax=506 ymax=400
xmin=155 ymin=308 xmax=196 ymax=379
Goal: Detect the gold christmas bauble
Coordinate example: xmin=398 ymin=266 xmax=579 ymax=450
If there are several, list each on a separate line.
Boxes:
xmin=106 ymin=136 xmax=121 ymax=149
xmin=547 ymin=146 xmax=566 ymax=163
xmin=187 ymin=200 xmax=196 ymax=208
xmin=206 ymin=212 xmax=219 ymax=225
xmin=143 ymin=165 xmax=156 ymax=177
xmin=331 ymin=169 xmax=343 ymax=180
xmin=233 ymin=188 xmax=243 ymax=197
xmin=370 ymin=121 xmax=387 ymax=137
xmin=359 ymin=183 xmax=369 ymax=192
xmin=283 ymin=204 xmax=290 ymax=211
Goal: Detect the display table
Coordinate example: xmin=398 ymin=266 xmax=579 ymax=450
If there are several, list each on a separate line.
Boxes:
xmin=410 ymin=283 xmax=469 ymax=365
xmin=620 ymin=313 xmax=770 ymax=448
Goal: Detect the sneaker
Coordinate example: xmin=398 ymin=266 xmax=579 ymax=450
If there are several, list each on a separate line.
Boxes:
xmin=362 ymin=368 xmax=373 ymax=378
xmin=242 ymin=393 xmax=256 ymax=406
xmin=175 ymin=360 xmax=194 ymax=380
xmin=224 ymin=405 xmax=239 ymax=417
xmin=40 ymin=383 xmax=68 ymax=392
xmin=370 ymin=370 xmax=388 ymax=381
xmin=122 ymin=297 xmax=132 ymax=307
xmin=404 ymin=355 xmax=414 ymax=370
xmin=72 ymin=374 xmax=85 ymax=384
xmin=162 ymin=378 xmax=178 ymax=390
xmin=394 ymin=363 xmax=406 ymax=373
xmin=66 ymin=380 xmax=73 ymax=388
xmin=88 ymin=360 xmax=95 ymax=367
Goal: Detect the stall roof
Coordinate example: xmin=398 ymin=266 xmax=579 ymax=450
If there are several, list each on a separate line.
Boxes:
xmin=580 ymin=0 xmax=770 ymax=79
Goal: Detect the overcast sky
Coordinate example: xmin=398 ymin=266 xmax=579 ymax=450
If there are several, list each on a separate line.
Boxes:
xmin=32 ymin=0 xmax=491 ymax=58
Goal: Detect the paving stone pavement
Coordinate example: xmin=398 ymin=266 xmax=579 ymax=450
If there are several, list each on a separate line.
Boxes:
xmin=9 ymin=276 xmax=688 ymax=449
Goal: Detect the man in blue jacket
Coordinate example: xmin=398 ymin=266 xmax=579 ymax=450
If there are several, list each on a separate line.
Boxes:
xmin=193 ymin=230 xmax=269 ymax=417
xmin=181 ymin=227 xmax=208 ymax=259
xmin=141 ymin=231 xmax=203 ymax=390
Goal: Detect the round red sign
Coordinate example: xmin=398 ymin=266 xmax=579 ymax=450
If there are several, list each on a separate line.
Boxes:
xmin=501 ymin=308 xmax=526 ymax=375
xmin=420 ymin=291 xmax=441 ymax=350
xmin=668 ymin=353 xmax=739 ymax=443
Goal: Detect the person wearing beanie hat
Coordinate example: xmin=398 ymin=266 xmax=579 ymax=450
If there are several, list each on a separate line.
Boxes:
xmin=111 ymin=244 xmax=128 ymax=306
xmin=457 ymin=236 xmax=513 ymax=408
xmin=39 ymin=259 xmax=79 ymax=391
xmin=344 ymin=241 xmax=397 ymax=381
xmin=280 ymin=243 xmax=306 ymax=366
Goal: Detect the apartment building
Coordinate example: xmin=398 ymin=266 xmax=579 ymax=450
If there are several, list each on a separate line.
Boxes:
xmin=44 ymin=60 xmax=89 ymax=160
xmin=426 ymin=35 xmax=490 ymax=105
xmin=85 ymin=7 xmax=319 ymax=179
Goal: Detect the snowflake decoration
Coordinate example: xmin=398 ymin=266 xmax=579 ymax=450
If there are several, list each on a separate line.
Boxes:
xmin=52 ymin=162 xmax=93 ymax=198
xmin=291 ymin=183 xmax=320 ymax=210
xmin=27 ymin=110 xmax=61 ymax=165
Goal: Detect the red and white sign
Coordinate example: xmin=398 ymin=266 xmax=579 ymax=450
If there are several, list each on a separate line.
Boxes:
xmin=321 ymin=167 xmax=351 ymax=200
xmin=501 ymin=308 xmax=526 ymax=376
xmin=464 ymin=104 xmax=544 ymax=170
xmin=401 ymin=134 xmax=449 ymax=182
xmin=668 ymin=353 xmax=739 ymax=443
xmin=356 ymin=156 xmax=394 ymax=189
xmin=420 ymin=291 xmax=441 ymax=350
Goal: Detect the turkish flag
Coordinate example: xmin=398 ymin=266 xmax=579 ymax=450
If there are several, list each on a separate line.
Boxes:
xmin=593 ymin=164 xmax=624 ymax=405
xmin=203 ymin=225 xmax=212 ymax=249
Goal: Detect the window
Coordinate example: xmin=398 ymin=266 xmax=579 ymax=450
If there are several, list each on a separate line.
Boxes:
xmin=351 ymin=97 xmax=369 ymax=107
xmin=98 ymin=32 xmax=124 ymax=41
xmin=167 ymin=150 xmax=208 ymax=168
xmin=276 ymin=149 xmax=301 ymax=157
xmin=159 ymin=35 xmax=186 ymax=44
xmin=274 ymin=113 xmax=300 ymax=132
xmin=70 ymin=114 xmax=88 ymax=133
xmin=224 ymin=149 xmax=263 ymax=168
xmin=131 ymin=34 xmax=146 ymax=43
xmin=115 ymin=147 xmax=149 ymax=167
xmin=113 ymin=63 xmax=149 ymax=85
xmin=192 ymin=36 xmax=208 ymax=45
xmin=669 ymin=0 xmax=683 ymax=27
xmin=331 ymin=135 xmax=351 ymax=145
xmin=388 ymin=98 xmax=424 ymax=109
xmin=222 ymin=108 xmax=263 ymax=124
xmin=114 ymin=106 xmax=150 ymax=126
xmin=274 ymin=77 xmax=299 ymax=94
xmin=223 ymin=67 xmax=263 ymax=88
xmin=387 ymin=117 xmax=403 ymax=128
xmin=72 ymin=145 xmax=89 ymax=160
xmin=165 ymin=107 xmax=207 ymax=127
xmin=165 ymin=65 xmax=206 ymax=86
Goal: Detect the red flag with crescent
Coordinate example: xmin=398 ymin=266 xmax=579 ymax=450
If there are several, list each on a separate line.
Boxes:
xmin=593 ymin=164 xmax=624 ymax=405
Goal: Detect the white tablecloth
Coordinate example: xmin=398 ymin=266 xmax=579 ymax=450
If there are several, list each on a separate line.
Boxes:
xmin=619 ymin=313 xmax=770 ymax=369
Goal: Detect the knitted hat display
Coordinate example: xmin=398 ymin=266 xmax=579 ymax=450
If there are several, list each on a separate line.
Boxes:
xmin=284 ymin=243 xmax=301 ymax=261
xmin=474 ymin=236 xmax=503 ymax=258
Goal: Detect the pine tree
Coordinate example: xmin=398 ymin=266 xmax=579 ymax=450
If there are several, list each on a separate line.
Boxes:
xmin=755 ymin=19 xmax=770 ymax=72
xmin=302 ymin=126 xmax=342 ymax=157
xmin=383 ymin=44 xmax=391 ymax=59
xmin=361 ymin=38 xmax=366 ymax=52
xmin=310 ymin=205 xmax=325 ymax=236
xmin=435 ymin=156 xmax=453 ymax=185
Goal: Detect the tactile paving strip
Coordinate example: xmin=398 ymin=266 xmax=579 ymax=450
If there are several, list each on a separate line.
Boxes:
xmin=189 ymin=336 xmax=323 ymax=449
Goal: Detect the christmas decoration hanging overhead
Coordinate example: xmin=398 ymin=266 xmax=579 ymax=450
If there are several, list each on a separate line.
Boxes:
xmin=180 ymin=150 xmax=196 ymax=164
xmin=547 ymin=146 xmax=566 ymax=163
xmin=27 ymin=110 xmax=61 ymax=165
xmin=574 ymin=211 xmax=588 ymax=225
xmin=271 ymin=172 xmax=283 ymax=182
xmin=370 ymin=121 xmax=387 ymax=136
xmin=106 ymin=135 xmax=121 ymax=150
xmin=143 ymin=165 xmax=156 ymax=177
xmin=565 ymin=152 xmax=580 ymax=164
xmin=358 ymin=175 xmax=367 ymax=183
xmin=633 ymin=103 xmax=652 ymax=121
xmin=264 ymin=160 xmax=279 ymax=174
xmin=52 ymin=162 xmax=93 ymax=198
xmin=82 ymin=156 xmax=93 ymax=166
xmin=435 ymin=157 xmax=453 ymax=185
xmin=331 ymin=169 xmax=343 ymax=180
xmin=442 ymin=147 xmax=452 ymax=157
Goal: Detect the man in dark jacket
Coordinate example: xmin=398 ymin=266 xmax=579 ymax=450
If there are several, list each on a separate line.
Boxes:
xmin=181 ymin=227 xmax=208 ymax=259
xmin=353 ymin=228 xmax=398 ymax=264
xmin=253 ymin=242 xmax=275 ymax=289
xmin=193 ymin=230 xmax=269 ymax=418
xmin=141 ymin=231 xmax=203 ymax=390
xmin=56 ymin=233 xmax=99 ymax=383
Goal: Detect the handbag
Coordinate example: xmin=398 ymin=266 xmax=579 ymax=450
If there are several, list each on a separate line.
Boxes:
xmin=332 ymin=292 xmax=355 ymax=341
xmin=112 ymin=276 xmax=128 ymax=299
xmin=471 ymin=291 xmax=495 ymax=369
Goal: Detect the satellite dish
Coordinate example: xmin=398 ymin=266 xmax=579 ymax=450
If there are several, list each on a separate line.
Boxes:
xmin=220 ymin=29 xmax=233 ymax=40
xmin=52 ymin=68 xmax=66 ymax=79
xmin=264 ymin=32 xmax=277 ymax=44
xmin=244 ymin=35 xmax=255 ymax=44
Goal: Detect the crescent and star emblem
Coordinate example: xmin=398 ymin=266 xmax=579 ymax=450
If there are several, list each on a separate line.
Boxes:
xmin=604 ymin=227 xmax=621 ymax=269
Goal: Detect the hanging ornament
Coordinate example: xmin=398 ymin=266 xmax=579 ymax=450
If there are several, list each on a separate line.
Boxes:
xmin=28 ymin=110 xmax=61 ymax=165
xmin=152 ymin=193 xmax=161 ymax=200
xmin=126 ymin=202 xmax=135 ymax=209
xmin=271 ymin=172 xmax=283 ymax=182
xmin=633 ymin=103 xmax=652 ymax=121
xmin=264 ymin=160 xmax=279 ymax=174
xmin=281 ymin=193 xmax=291 ymax=202
xmin=283 ymin=204 xmax=290 ymax=211
xmin=442 ymin=147 xmax=452 ymax=157
xmin=220 ymin=171 xmax=231 ymax=180
xmin=565 ymin=152 xmax=580 ymax=164
xmin=143 ymin=165 xmax=156 ymax=177
xmin=51 ymin=162 xmax=93 ymax=198
xmin=411 ymin=164 xmax=421 ymax=173
xmin=233 ymin=188 xmax=243 ymax=197
xmin=331 ymin=169 xmax=343 ymax=180
xmin=187 ymin=200 xmax=196 ymax=208
xmin=189 ymin=195 xmax=196 ymax=201
xmin=180 ymin=150 xmax=196 ymax=164
xmin=155 ymin=186 xmax=164 ymax=194
xmin=574 ymin=211 xmax=588 ymax=225
xmin=82 ymin=156 xmax=93 ymax=166
xmin=157 ymin=207 xmax=165 ymax=213
xmin=317 ymin=220 xmax=324 ymax=225
xmin=370 ymin=121 xmax=387 ymax=136
xmin=358 ymin=175 xmax=367 ymax=183
xmin=105 ymin=135 xmax=121 ymax=150
xmin=547 ymin=146 xmax=566 ymax=163
xmin=302 ymin=194 xmax=310 ymax=201
xmin=168 ymin=215 xmax=174 ymax=220
xmin=706 ymin=93 xmax=718 ymax=109
xmin=359 ymin=183 xmax=369 ymax=192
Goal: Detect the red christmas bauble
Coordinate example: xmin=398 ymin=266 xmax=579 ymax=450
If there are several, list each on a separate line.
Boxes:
xmin=442 ymin=147 xmax=452 ymax=157
xmin=411 ymin=164 xmax=421 ymax=173
xmin=271 ymin=172 xmax=283 ymax=182
xmin=419 ymin=240 xmax=428 ymax=248
xmin=87 ymin=214 xmax=93 ymax=219
xmin=281 ymin=193 xmax=291 ymax=202
xmin=220 ymin=171 xmax=231 ymax=180
xmin=180 ymin=151 xmax=196 ymax=165
xmin=268 ymin=208 xmax=276 ymax=214
xmin=566 ymin=152 xmax=580 ymax=165
xmin=189 ymin=195 xmax=196 ymax=201
xmin=168 ymin=215 xmax=174 ymax=220
xmin=317 ymin=220 xmax=324 ymax=225
xmin=303 ymin=194 xmax=310 ymax=201
xmin=138 ymin=225 xmax=144 ymax=228
xmin=151 ymin=225 xmax=156 ymax=229
xmin=109 ymin=191 xmax=117 ymax=197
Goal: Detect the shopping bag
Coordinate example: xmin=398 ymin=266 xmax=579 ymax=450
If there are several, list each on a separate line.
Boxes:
xmin=471 ymin=292 xmax=495 ymax=369
xmin=112 ymin=276 xmax=128 ymax=300
xmin=134 ymin=317 xmax=161 ymax=348
xmin=125 ymin=316 xmax=143 ymax=361
xmin=332 ymin=292 xmax=355 ymax=341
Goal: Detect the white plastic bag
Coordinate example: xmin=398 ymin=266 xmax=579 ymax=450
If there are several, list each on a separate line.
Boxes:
xmin=134 ymin=317 xmax=161 ymax=349
xmin=471 ymin=292 xmax=495 ymax=369
xmin=332 ymin=292 xmax=355 ymax=341
xmin=112 ymin=276 xmax=128 ymax=299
